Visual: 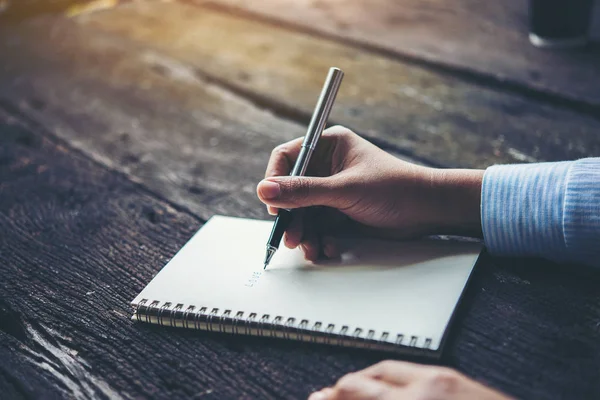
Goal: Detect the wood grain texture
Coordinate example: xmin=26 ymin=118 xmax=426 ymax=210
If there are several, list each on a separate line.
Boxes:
xmin=448 ymin=255 xmax=600 ymax=399
xmin=73 ymin=1 xmax=600 ymax=169
xmin=0 ymin=16 xmax=311 ymax=222
xmin=200 ymin=0 xmax=600 ymax=108
xmin=0 ymin=107 xmax=390 ymax=399
xmin=1 ymin=3 xmax=600 ymax=399
xmin=2 ymin=110 xmax=600 ymax=399
xmin=0 ymin=0 xmax=120 ymax=22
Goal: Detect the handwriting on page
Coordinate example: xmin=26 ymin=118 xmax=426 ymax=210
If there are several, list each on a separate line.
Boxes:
xmin=244 ymin=271 xmax=263 ymax=287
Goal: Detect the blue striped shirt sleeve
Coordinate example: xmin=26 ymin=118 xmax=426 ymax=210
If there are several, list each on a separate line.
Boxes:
xmin=481 ymin=158 xmax=600 ymax=267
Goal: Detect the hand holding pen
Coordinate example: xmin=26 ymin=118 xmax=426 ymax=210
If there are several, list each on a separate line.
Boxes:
xmin=261 ymin=67 xmax=344 ymax=269
xmin=257 ymin=76 xmax=484 ymax=265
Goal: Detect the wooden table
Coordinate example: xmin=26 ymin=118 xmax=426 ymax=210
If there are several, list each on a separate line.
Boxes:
xmin=1 ymin=1 xmax=600 ymax=398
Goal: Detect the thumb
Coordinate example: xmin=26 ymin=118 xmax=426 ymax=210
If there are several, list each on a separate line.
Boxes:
xmin=257 ymin=176 xmax=344 ymax=209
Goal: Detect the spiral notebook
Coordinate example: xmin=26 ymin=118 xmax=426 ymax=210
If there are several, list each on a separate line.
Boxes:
xmin=131 ymin=216 xmax=481 ymax=357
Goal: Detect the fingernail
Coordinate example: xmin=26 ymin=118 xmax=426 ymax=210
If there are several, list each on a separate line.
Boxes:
xmin=267 ymin=205 xmax=278 ymax=215
xmin=259 ymin=180 xmax=281 ymax=200
xmin=322 ymin=238 xmax=339 ymax=259
xmin=308 ymin=390 xmax=330 ymax=400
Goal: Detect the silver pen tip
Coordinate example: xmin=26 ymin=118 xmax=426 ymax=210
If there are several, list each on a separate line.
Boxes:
xmin=263 ymin=245 xmax=276 ymax=270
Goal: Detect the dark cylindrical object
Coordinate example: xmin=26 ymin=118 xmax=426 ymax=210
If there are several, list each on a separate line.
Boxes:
xmin=529 ymin=0 xmax=594 ymax=49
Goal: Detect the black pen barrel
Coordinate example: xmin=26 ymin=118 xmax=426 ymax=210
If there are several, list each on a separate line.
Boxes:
xmin=267 ymin=209 xmax=294 ymax=250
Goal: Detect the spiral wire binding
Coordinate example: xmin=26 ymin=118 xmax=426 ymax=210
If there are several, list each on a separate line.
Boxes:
xmin=134 ymin=299 xmax=434 ymax=354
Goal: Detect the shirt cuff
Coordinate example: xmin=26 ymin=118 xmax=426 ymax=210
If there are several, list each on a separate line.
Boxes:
xmin=481 ymin=161 xmax=572 ymax=261
xmin=563 ymin=158 xmax=600 ymax=266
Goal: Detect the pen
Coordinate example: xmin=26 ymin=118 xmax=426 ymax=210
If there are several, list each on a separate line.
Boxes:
xmin=263 ymin=67 xmax=344 ymax=269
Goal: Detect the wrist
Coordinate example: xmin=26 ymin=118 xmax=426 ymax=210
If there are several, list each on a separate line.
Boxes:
xmin=427 ymin=167 xmax=484 ymax=237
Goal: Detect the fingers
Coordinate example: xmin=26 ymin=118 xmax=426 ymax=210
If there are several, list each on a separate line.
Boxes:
xmin=264 ymin=126 xmax=354 ymax=180
xmin=307 ymin=388 xmax=334 ymax=400
xmin=283 ymin=211 xmax=304 ymax=249
xmin=300 ymin=228 xmax=320 ymax=262
xmin=286 ymin=208 xmax=342 ymax=260
xmin=257 ymin=176 xmax=344 ymax=209
xmin=297 ymin=232 xmax=340 ymax=261
xmin=261 ymin=127 xmax=356 ymax=215
xmin=331 ymin=373 xmax=388 ymax=400
xmin=357 ymin=360 xmax=431 ymax=386
xmin=322 ymin=236 xmax=340 ymax=259
xmin=308 ymin=373 xmax=404 ymax=400
xmin=278 ymin=208 xmax=320 ymax=262
xmin=265 ymin=137 xmax=304 ymax=179
xmin=264 ymin=138 xmax=303 ymax=215
xmin=309 ymin=361 xmax=510 ymax=400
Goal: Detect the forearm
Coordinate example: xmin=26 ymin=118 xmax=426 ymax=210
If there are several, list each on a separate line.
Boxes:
xmin=428 ymin=159 xmax=600 ymax=268
xmin=429 ymin=168 xmax=485 ymax=238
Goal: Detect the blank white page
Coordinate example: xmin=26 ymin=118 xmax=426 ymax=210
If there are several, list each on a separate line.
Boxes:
xmin=132 ymin=215 xmax=481 ymax=350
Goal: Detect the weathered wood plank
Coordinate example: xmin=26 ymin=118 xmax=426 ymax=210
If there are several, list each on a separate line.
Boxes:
xmin=0 ymin=0 xmax=119 ymax=22
xmin=2 ymin=109 xmax=600 ymax=399
xmin=199 ymin=0 xmax=600 ymax=108
xmin=0 ymin=107 xmax=390 ymax=399
xmin=0 ymin=17 xmax=312 ymax=221
xmin=2 ymin=9 xmax=600 ymax=400
xmin=0 ymin=9 xmax=437 ymax=227
xmin=73 ymin=1 xmax=600 ymax=169
xmin=449 ymin=255 xmax=600 ymax=399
